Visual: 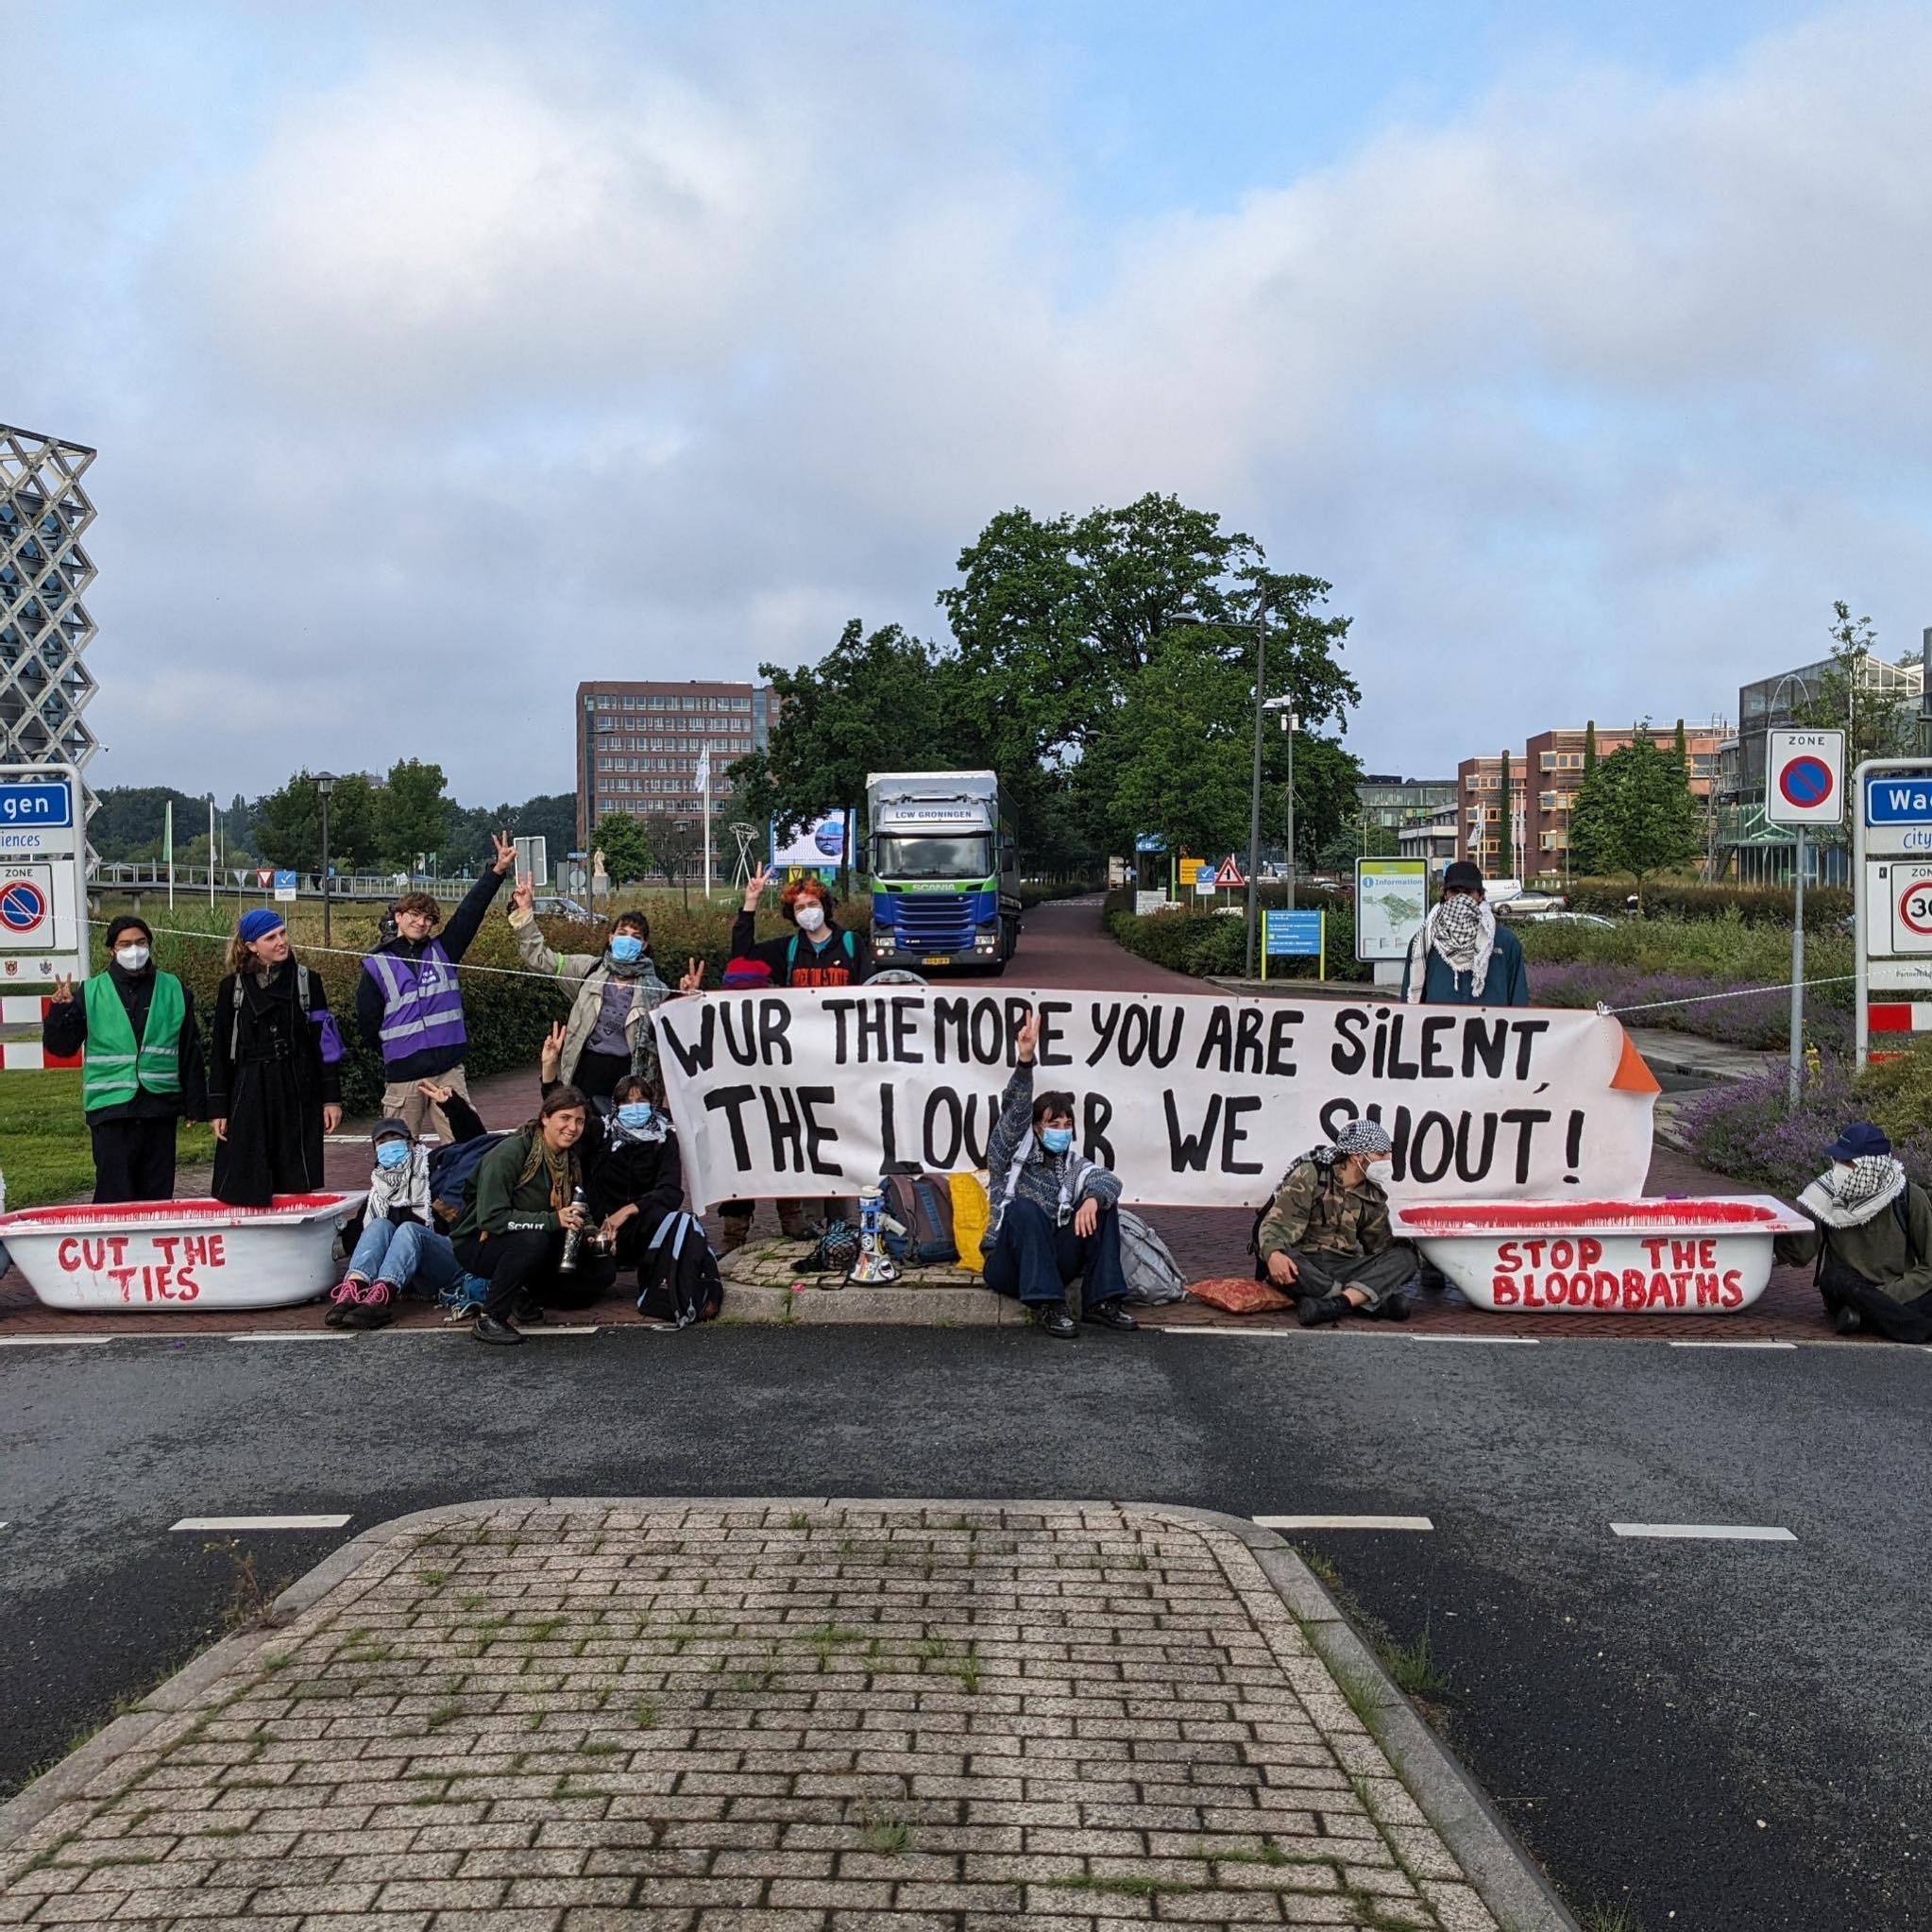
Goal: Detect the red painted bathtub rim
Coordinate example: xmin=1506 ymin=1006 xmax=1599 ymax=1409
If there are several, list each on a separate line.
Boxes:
xmin=1394 ymin=1197 xmax=1788 ymax=1232
xmin=0 ymin=1193 xmax=360 ymax=1232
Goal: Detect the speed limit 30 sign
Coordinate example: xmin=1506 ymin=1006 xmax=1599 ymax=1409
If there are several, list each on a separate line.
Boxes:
xmin=1887 ymin=863 xmax=1932 ymax=954
xmin=1766 ymin=729 xmax=1846 ymax=827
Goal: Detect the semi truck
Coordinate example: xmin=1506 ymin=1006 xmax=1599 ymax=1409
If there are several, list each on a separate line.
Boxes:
xmin=866 ymin=770 xmax=1022 ymax=974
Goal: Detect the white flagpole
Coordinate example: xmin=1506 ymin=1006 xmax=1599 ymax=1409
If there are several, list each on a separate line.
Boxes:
xmin=165 ymin=799 xmax=175 ymax=908
xmin=701 ymin=744 xmax=713 ymax=900
xmin=209 ymin=796 xmax=217 ymax=905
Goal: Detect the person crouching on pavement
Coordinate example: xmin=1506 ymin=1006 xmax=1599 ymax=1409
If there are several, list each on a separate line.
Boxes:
xmin=1255 ymin=1120 xmax=1419 ymax=1327
xmin=1772 ymin=1121 xmax=1932 ymax=1343
xmin=980 ymin=1008 xmax=1136 ymax=1340
xmin=449 ymin=1083 xmax=616 ymax=1346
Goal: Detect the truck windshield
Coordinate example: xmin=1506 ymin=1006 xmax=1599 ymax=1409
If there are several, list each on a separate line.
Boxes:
xmin=876 ymin=834 xmax=993 ymax=880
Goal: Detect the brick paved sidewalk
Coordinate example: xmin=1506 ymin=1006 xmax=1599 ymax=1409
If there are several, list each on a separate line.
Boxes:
xmin=0 ymin=1500 xmax=1567 ymax=1931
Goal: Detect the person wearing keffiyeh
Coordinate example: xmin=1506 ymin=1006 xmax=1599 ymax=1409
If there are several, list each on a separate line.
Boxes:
xmin=1401 ymin=861 xmax=1531 ymax=1007
xmin=1252 ymin=1120 xmax=1421 ymax=1327
xmin=1773 ymin=1121 xmax=1932 ymax=1341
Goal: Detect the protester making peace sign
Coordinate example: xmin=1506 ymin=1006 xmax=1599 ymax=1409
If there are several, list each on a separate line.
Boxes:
xmin=42 ymin=915 xmax=209 ymax=1204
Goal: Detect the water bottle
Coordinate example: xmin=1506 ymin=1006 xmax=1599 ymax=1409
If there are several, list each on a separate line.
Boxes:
xmin=558 ymin=1184 xmax=589 ymax=1273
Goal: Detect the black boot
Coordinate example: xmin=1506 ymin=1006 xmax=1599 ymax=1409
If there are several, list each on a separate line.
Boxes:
xmin=1034 ymin=1301 xmax=1078 ymax=1339
xmin=1084 ymin=1299 xmax=1138 ymax=1331
xmin=474 ymin=1312 xmax=524 ymax=1347
xmin=1296 ymin=1293 xmax=1348 ymax=1329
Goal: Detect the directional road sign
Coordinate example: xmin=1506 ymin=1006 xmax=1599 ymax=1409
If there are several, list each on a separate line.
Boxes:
xmin=1766 ymin=728 xmax=1845 ymax=827
xmin=0 ymin=765 xmax=86 ymax=988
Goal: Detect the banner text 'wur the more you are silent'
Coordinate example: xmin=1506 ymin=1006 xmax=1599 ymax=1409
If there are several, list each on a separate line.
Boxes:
xmin=652 ymin=987 xmax=1657 ymax=1211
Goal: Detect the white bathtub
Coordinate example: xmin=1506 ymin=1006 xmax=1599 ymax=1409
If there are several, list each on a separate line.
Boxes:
xmin=1388 ymin=1196 xmax=1810 ymax=1315
xmin=0 ymin=1193 xmax=365 ymax=1313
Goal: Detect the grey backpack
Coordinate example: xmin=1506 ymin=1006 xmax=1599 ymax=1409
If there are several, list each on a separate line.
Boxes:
xmin=1117 ymin=1209 xmax=1188 ymax=1305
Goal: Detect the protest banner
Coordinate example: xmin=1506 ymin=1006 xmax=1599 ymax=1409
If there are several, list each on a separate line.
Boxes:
xmin=652 ymin=985 xmax=1659 ymax=1212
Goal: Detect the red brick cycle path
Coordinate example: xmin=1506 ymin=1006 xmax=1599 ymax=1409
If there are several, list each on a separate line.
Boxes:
xmin=1 ymin=898 xmax=1842 ymax=1343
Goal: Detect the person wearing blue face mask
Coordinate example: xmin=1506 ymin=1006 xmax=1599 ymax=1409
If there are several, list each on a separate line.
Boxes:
xmin=980 ymin=1008 xmax=1136 ymax=1340
xmin=509 ymin=878 xmax=686 ymax=1108
xmin=326 ymin=1094 xmax=476 ymax=1327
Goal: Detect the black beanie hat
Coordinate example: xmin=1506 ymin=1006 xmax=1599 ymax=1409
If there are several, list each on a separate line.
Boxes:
xmin=1443 ymin=860 xmax=1483 ymax=893
xmin=105 ymin=915 xmax=153 ymax=950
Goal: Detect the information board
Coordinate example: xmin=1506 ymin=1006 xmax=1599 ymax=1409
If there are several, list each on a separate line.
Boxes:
xmin=1354 ymin=857 xmax=1430 ymax=962
xmin=0 ymin=763 xmax=87 ymax=986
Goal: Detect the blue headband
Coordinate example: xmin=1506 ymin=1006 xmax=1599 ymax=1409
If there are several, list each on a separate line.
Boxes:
xmin=237 ymin=909 xmax=285 ymax=944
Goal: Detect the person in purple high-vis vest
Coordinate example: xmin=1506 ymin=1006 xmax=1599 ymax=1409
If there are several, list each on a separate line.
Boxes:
xmin=356 ymin=831 xmax=517 ymax=1138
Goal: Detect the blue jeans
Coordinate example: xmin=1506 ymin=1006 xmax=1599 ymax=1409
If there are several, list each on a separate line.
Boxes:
xmin=982 ymin=1197 xmax=1129 ymax=1309
xmin=347 ymin=1217 xmax=462 ymax=1296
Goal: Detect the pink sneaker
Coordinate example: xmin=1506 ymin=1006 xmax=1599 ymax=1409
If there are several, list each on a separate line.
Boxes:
xmin=324 ymin=1278 xmax=364 ymax=1328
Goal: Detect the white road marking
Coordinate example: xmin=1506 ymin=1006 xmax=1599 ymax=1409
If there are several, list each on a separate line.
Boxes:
xmin=1158 ymin=1326 xmax=1295 ymax=1337
xmin=1255 ymin=1514 xmax=1435 ymax=1533
xmin=0 ymin=1335 xmax=113 ymax=1347
xmin=1669 ymin=1340 xmax=1796 ymax=1350
xmin=171 ymin=1515 xmax=351 ymax=1532
xmin=227 ymin=1331 xmax=355 ymax=1343
xmin=525 ymin=1325 xmax=602 ymax=1336
xmin=1610 ymin=1522 xmax=1796 ymax=1542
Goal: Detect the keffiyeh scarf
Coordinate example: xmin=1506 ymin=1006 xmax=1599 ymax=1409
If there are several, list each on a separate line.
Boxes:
xmin=1293 ymin=1119 xmax=1396 ymax=1172
xmin=1798 ymin=1155 xmax=1907 ymax=1229
xmin=1405 ymin=894 xmax=1497 ymax=1004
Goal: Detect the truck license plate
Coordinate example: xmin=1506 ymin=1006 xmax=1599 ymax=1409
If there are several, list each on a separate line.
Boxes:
xmin=922 ymin=955 xmax=950 ymax=965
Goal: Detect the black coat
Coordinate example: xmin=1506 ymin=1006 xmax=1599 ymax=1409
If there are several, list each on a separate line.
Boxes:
xmin=208 ymin=963 xmax=342 ymax=1207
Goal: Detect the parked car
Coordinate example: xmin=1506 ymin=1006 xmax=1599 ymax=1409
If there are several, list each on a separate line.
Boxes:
xmin=533 ymin=894 xmax=595 ymax=922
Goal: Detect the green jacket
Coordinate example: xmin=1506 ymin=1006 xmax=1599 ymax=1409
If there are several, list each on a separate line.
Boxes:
xmin=450 ymin=1129 xmax=569 ymax=1243
xmin=1773 ymin=1181 xmax=1932 ymax=1306
xmin=1257 ymin=1159 xmax=1394 ymax=1262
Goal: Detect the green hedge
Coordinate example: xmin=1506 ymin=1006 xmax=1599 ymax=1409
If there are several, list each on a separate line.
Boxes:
xmin=1106 ymin=891 xmax=1373 ymax=984
xmin=1560 ymin=878 xmax=1852 ymax=929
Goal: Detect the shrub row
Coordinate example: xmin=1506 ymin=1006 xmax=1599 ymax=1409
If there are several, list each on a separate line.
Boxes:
xmin=1105 ymin=893 xmax=1375 ymax=985
xmin=1559 ymin=877 xmax=1852 ymax=930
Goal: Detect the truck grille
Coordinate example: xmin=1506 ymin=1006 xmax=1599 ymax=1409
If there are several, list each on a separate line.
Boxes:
xmin=891 ymin=895 xmax=977 ymax=952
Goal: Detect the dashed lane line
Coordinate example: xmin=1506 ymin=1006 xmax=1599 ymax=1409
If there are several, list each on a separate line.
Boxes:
xmin=1669 ymin=1340 xmax=1797 ymax=1350
xmin=1254 ymin=1515 xmax=1435 ymax=1532
xmin=0 ymin=1335 xmax=113 ymax=1347
xmin=227 ymin=1331 xmax=356 ymax=1343
xmin=1610 ymin=1522 xmax=1796 ymax=1542
xmin=170 ymin=1515 xmax=352 ymax=1532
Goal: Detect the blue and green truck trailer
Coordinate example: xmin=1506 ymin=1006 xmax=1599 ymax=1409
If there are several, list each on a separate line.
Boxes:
xmin=866 ymin=770 xmax=1022 ymax=974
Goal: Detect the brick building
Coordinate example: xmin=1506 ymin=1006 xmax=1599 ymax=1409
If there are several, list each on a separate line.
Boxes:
xmin=575 ymin=680 xmax=774 ymax=852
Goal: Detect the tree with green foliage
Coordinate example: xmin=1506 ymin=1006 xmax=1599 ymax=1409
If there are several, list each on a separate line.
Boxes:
xmin=590 ymin=811 xmax=652 ymax=888
xmin=1583 ymin=720 xmax=1597 ymax=774
xmin=1566 ymin=726 xmax=1701 ymax=907
xmin=375 ymin=757 xmax=450 ymax=871
xmin=253 ymin=771 xmax=380 ymax=872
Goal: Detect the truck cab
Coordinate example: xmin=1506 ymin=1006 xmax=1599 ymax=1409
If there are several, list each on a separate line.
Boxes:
xmin=866 ymin=770 xmax=1021 ymax=974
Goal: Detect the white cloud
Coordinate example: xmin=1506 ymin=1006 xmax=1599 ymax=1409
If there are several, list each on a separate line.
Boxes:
xmin=18 ymin=2 xmax=1932 ymax=801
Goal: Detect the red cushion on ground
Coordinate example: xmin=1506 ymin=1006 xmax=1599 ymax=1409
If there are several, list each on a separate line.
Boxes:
xmin=1187 ymin=1276 xmax=1294 ymax=1313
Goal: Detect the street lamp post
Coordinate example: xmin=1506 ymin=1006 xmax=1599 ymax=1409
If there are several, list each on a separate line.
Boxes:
xmin=1263 ymin=700 xmax=1300 ymax=910
xmin=1243 ymin=595 xmax=1268 ymax=978
xmin=315 ymin=771 xmax=337 ymax=949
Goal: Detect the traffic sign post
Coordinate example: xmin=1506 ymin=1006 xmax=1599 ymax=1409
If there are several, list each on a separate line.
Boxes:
xmin=1766 ymin=730 xmax=1844 ymax=1103
xmin=1854 ymin=759 xmax=1932 ymax=1067
xmin=0 ymin=764 xmax=87 ymax=996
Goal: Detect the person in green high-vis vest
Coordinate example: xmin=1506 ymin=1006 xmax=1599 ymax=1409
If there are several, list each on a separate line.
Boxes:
xmin=43 ymin=915 xmax=208 ymax=1203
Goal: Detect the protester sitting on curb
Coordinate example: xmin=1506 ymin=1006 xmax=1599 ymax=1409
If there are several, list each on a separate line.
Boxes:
xmin=1400 ymin=860 xmax=1530 ymax=1006
xmin=355 ymin=831 xmax=517 ymax=1139
xmin=450 ymin=1082 xmax=616 ymax=1346
xmin=209 ymin=910 xmax=343 ymax=1207
xmin=717 ymin=865 xmax=875 ymax=1250
xmin=1773 ymin=1121 xmax=1932 ymax=1343
xmin=326 ymin=1080 xmax=485 ymax=1328
xmin=507 ymin=875 xmax=693 ymax=1107
xmin=44 ymin=915 xmax=208 ymax=1204
xmin=980 ymin=1009 xmax=1136 ymax=1340
xmin=1254 ymin=1120 xmax=1419 ymax=1327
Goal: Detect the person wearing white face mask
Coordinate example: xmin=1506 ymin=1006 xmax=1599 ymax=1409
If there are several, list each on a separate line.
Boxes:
xmin=44 ymin=915 xmax=208 ymax=1203
xmin=1252 ymin=1119 xmax=1419 ymax=1327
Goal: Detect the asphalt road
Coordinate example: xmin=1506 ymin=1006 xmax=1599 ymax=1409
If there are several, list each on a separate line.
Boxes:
xmin=3 ymin=1326 xmax=1928 ymax=1931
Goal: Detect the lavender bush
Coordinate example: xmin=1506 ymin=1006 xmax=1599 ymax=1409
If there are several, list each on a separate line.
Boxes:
xmin=1680 ymin=1054 xmax=1932 ymax=1197
xmin=1528 ymin=960 xmax=1852 ymax=1055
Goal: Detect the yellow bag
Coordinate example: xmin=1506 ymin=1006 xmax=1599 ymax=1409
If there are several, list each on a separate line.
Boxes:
xmin=949 ymin=1171 xmax=991 ymax=1273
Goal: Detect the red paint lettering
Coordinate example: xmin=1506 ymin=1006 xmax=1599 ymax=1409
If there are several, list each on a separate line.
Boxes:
xmin=1640 ymin=1238 xmax=1669 ymax=1269
xmin=1569 ymin=1271 xmax=1595 ymax=1303
xmin=1693 ymin=1271 xmax=1722 ymax=1307
xmin=1596 ymin=1270 xmax=1621 ymax=1308
xmin=57 ymin=1238 xmax=82 ymax=1272
xmin=106 ymin=1235 xmax=129 ymax=1267
xmin=1523 ymin=1239 xmax=1547 ymax=1268
xmin=1720 ymin=1269 xmax=1744 ymax=1309
xmin=1523 ymin=1274 xmax=1545 ymax=1308
xmin=1496 ymin=1242 xmax=1521 ymax=1271
xmin=174 ymin=1267 xmax=200 ymax=1302
xmin=1671 ymin=1271 xmax=1693 ymax=1307
xmin=1670 ymin=1239 xmax=1700 ymax=1269
xmin=1491 ymin=1273 xmax=1519 ymax=1306
xmin=1699 ymin=1239 xmax=1718 ymax=1269
xmin=1648 ymin=1272 xmax=1674 ymax=1309
xmin=1622 ymin=1267 xmax=1647 ymax=1310
xmin=1579 ymin=1237 xmax=1603 ymax=1268
xmin=107 ymin=1265 xmax=138 ymax=1300
xmin=1550 ymin=1239 xmax=1574 ymax=1270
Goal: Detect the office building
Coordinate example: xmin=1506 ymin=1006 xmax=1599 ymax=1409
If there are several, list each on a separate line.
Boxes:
xmin=1397 ymin=802 xmax=1459 ymax=874
xmin=1457 ymin=723 xmax=1728 ymax=882
xmin=0 ymin=424 xmax=98 ymax=786
xmin=576 ymin=679 xmax=774 ymax=853
xmin=1354 ymin=774 xmax=1457 ymax=856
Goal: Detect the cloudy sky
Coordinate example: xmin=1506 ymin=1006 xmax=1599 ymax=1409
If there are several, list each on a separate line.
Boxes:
xmin=14 ymin=0 xmax=1932 ymax=804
